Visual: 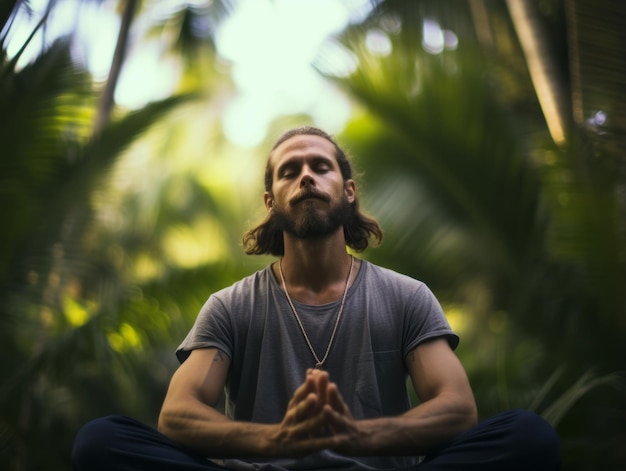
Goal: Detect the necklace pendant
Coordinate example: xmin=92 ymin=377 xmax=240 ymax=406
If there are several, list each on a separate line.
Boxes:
xmin=314 ymin=362 xmax=323 ymax=370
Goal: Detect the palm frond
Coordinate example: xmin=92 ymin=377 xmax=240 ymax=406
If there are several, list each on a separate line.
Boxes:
xmin=324 ymin=38 xmax=546 ymax=284
xmin=540 ymin=369 xmax=624 ymax=427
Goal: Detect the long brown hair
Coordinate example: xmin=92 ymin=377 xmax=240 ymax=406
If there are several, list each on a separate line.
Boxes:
xmin=242 ymin=126 xmax=383 ymax=256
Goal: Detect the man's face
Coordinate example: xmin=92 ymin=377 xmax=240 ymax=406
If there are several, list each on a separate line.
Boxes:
xmin=264 ymin=134 xmax=356 ymax=239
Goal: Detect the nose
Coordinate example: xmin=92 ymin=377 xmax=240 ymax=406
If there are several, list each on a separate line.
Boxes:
xmin=299 ymin=166 xmax=315 ymax=187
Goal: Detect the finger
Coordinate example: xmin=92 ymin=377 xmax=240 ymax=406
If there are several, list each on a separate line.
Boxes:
xmin=301 ymin=370 xmax=328 ymax=413
xmin=306 ymin=368 xmax=327 ymax=385
xmin=321 ymin=404 xmax=350 ymax=434
xmin=326 ymin=383 xmax=353 ymax=418
xmin=288 ymin=406 xmax=334 ymax=438
xmin=285 ymin=393 xmax=318 ymax=427
xmin=295 ymin=393 xmax=319 ymax=422
xmin=289 ymin=375 xmax=316 ymax=408
xmin=314 ymin=372 xmax=329 ymax=407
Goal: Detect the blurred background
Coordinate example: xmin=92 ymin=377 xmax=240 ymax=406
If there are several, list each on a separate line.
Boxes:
xmin=1 ymin=0 xmax=624 ymax=469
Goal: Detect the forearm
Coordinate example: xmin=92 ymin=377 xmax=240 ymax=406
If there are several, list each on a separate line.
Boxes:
xmin=339 ymin=393 xmax=477 ymax=456
xmin=158 ymin=399 xmax=274 ymax=458
xmin=158 ymin=393 xmax=340 ymax=459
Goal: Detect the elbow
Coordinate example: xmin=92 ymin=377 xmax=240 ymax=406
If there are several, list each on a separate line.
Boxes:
xmin=441 ymin=392 xmax=477 ymax=436
xmin=157 ymin=409 xmax=173 ymax=437
xmin=458 ymin=397 xmax=478 ymax=432
xmin=157 ymin=404 xmax=184 ymax=440
xmin=467 ymin=402 xmax=478 ymax=428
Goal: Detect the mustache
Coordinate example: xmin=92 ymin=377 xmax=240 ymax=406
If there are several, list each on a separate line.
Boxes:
xmin=290 ymin=189 xmax=330 ymax=206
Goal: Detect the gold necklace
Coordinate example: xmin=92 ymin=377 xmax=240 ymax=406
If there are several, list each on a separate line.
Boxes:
xmin=278 ymin=256 xmax=354 ymax=369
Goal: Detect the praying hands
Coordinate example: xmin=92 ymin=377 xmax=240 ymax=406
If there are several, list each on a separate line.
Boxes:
xmin=268 ymin=369 xmax=362 ymax=457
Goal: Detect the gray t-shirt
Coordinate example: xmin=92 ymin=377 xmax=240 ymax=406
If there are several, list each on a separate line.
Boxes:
xmin=177 ymin=260 xmax=458 ymax=470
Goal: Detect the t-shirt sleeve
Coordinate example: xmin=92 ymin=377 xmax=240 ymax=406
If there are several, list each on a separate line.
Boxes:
xmin=176 ymin=294 xmax=234 ymax=364
xmin=403 ymin=282 xmax=459 ymax=357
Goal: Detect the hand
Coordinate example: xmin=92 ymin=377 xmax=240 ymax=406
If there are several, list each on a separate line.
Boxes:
xmin=312 ymin=371 xmax=366 ymax=455
xmin=265 ymin=370 xmax=335 ymax=457
xmin=266 ymin=369 xmax=366 ymax=457
xmin=303 ymin=369 xmax=368 ymax=456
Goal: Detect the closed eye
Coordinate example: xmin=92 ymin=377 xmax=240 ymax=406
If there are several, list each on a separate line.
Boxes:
xmin=314 ymin=162 xmax=331 ymax=173
xmin=276 ymin=156 xmax=335 ymax=179
xmin=278 ymin=163 xmax=299 ymax=179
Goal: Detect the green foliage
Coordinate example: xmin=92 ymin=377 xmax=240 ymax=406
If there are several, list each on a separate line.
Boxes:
xmin=530 ymin=368 xmax=625 ymax=428
xmin=324 ymin=4 xmax=625 ymax=468
xmin=1 ymin=1 xmax=624 ymax=470
xmin=0 ymin=3 xmax=200 ymax=469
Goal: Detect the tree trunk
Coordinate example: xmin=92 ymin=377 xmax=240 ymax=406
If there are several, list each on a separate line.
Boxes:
xmin=506 ymin=0 xmax=569 ymax=146
xmin=93 ymin=0 xmax=138 ymax=135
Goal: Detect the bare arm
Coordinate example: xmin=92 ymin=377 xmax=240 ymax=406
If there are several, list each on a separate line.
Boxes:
xmin=318 ymin=338 xmax=478 ymax=456
xmin=158 ymin=348 xmax=342 ymax=458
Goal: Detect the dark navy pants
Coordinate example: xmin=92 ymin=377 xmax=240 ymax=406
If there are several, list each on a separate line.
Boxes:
xmin=72 ymin=409 xmax=560 ymax=470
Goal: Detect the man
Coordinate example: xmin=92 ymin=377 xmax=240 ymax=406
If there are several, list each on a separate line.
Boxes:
xmin=73 ymin=126 xmax=560 ymax=470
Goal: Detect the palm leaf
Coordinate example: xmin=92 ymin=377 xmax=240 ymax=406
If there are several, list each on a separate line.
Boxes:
xmin=323 ymin=37 xmax=546 ymax=287
xmin=540 ymin=369 xmax=624 ymax=427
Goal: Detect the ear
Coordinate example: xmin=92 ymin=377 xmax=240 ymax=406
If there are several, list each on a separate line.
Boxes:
xmin=344 ymin=179 xmax=356 ymax=204
xmin=264 ymin=192 xmax=273 ymax=212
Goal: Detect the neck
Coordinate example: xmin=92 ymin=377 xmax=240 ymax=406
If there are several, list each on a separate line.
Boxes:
xmin=279 ymin=229 xmax=353 ymax=293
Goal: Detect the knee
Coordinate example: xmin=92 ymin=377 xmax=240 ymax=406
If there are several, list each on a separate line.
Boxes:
xmin=72 ymin=415 xmax=127 ymax=470
xmin=506 ymin=410 xmax=561 ymax=468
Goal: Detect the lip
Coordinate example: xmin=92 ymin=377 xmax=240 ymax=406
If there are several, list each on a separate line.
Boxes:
xmin=291 ymin=192 xmax=329 ymax=205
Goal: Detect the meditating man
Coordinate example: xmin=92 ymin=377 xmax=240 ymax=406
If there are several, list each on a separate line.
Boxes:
xmin=72 ymin=126 xmax=561 ymax=470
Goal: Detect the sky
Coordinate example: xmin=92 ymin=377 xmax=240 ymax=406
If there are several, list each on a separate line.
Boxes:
xmin=214 ymin=0 xmax=367 ymax=146
xmin=6 ymin=0 xmax=374 ymax=147
xmin=7 ymin=0 xmax=457 ymax=147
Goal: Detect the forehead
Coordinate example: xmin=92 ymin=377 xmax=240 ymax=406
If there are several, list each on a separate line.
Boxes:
xmin=269 ymin=134 xmax=337 ymax=170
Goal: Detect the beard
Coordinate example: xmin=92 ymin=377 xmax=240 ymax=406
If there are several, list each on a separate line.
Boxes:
xmin=270 ymin=194 xmax=354 ymax=240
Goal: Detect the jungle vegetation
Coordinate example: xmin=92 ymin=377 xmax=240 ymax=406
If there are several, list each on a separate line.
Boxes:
xmin=1 ymin=0 xmax=624 ymax=469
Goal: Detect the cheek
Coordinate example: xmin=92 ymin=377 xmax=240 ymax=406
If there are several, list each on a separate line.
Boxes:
xmin=270 ymin=186 xmax=290 ymax=207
